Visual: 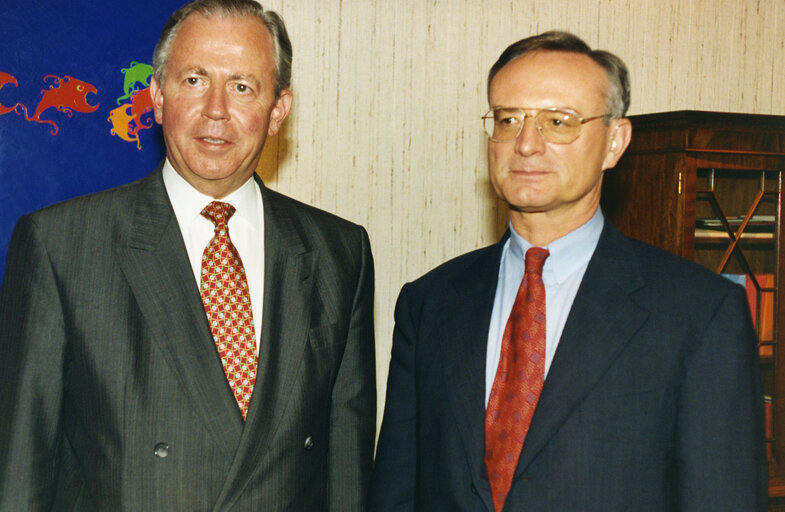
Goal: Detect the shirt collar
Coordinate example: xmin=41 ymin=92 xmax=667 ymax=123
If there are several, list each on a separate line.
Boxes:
xmin=507 ymin=208 xmax=604 ymax=284
xmin=162 ymin=159 xmax=260 ymax=232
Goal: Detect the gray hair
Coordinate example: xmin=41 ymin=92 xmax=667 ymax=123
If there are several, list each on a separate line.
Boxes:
xmin=152 ymin=0 xmax=292 ymax=97
xmin=487 ymin=31 xmax=630 ymax=121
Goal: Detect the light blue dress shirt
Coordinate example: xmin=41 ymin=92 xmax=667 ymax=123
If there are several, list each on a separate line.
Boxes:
xmin=485 ymin=209 xmax=604 ymax=406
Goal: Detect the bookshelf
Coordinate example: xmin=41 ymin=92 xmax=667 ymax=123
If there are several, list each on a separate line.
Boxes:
xmin=600 ymin=110 xmax=785 ymax=508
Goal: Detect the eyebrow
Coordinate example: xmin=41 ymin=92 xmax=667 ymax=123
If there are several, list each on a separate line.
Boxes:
xmin=181 ymin=67 xmax=262 ymax=89
xmin=228 ymin=73 xmax=261 ymax=88
xmin=185 ymin=67 xmax=208 ymax=77
xmin=491 ymin=106 xmax=582 ymax=114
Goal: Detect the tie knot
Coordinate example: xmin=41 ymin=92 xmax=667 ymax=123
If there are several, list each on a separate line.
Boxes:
xmin=525 ymin=247 xmax=549 ymax=275
xmin=201 ymin=201 xmax=236 ymax=228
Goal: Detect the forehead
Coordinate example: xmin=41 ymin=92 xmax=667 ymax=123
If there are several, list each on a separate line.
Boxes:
xmin=168 ymin=13 xmax=275 ymax=71
xmin=489 ymin=50 xmax=608 ymax=112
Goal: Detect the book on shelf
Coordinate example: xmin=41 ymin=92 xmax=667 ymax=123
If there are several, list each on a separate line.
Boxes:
xmin=765 ymin=395 xmax=773 ymax=460
xmin=695 ymin=229 xmax=773 ymax=239
xmin=695 ymin=215 xmax=776 ymax=239
xmin=721 ymin=273 xmax=775 ymax=351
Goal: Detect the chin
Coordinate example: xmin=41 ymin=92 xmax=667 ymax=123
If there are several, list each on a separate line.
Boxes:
xmin=188 ymin=161 xmax=237 ymax=180
xmin=504 ymin=192 xmax=549 ymax=208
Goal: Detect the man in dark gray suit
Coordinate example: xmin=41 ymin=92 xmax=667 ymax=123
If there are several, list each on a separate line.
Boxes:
xmin=370 ymin=31 xmax=765 ymax=511
xmin=0 ymin=0 xmax=375 ymax=509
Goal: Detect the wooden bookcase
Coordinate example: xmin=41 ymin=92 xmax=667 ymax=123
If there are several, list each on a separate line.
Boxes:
xmin=600 ymin=110 xmax=785 ymax=507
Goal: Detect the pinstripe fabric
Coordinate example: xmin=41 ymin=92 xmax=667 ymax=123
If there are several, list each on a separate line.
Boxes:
xmin=0 ymin=167 xmax=376 ymax=511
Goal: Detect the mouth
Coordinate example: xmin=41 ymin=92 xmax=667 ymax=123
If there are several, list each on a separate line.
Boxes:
xmin=200 ymin=137 xmax=229 ymax=145
xmin=511 ymin=168 xmax=548 ymax=175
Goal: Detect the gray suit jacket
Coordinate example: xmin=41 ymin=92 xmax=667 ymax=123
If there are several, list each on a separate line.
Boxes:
xmin=0 ymin=166 xmax=376 ymax=511
xmin=371 ymin=220 xmax=766 ymax=511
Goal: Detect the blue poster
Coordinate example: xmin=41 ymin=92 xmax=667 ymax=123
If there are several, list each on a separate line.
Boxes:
xmin=0 ymin=0 xmax=185 ymax=281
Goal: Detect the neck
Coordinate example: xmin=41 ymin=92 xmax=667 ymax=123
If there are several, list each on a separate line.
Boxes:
xmin=509 ymin=204 xmax=599 ymax=246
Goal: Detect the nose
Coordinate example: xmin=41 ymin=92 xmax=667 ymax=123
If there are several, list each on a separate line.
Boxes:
xmin=203 ymin=84 xmax=229 ymax=121
xmin=513 ymin=114 xmax=546 ymax=156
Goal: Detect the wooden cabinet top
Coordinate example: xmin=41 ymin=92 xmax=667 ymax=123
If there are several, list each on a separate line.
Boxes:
xmin=625 ymin=110 xmax=785 ymax=154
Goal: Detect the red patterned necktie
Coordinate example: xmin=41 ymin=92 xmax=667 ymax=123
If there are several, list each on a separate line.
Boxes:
xmin=200 ymin=201 xmax=257 ymax=420
xmin=485 ymin=246 xmax=549 ymax=511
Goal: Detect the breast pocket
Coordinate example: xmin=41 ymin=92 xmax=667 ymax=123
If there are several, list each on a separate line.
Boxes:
xmin=308 ymin=322 xmax=347 ymax=353
xmin=579 ymin=386 xmax=673 ymax=423
xmin=577 ymin=385 xmax=676 ymax=450
xmin=302 ymin=323 xmax=347 ymax=386
xmin=568 ymin=385 xmax=676 ymax=473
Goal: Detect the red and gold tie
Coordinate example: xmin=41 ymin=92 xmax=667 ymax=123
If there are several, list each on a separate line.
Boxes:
xmin=485 ymin=247 xmax=549 ymax=511
xmin=200 ymin=201 xmax=257 ymax=420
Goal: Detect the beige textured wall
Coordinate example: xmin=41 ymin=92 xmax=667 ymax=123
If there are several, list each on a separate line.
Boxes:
xmin=256 ymin=0 xmax=785 ymax=427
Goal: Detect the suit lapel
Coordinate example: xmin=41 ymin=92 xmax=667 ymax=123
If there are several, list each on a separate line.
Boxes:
xmin=212 ymin=180 xmax=314 ymax=509
xmin=515 ymin=222 xmax=650 ymax=476
xmin=116 ymin=168 xmax=244 ymax=457
xmin=440 ymin=238 xmax=506 ymax=508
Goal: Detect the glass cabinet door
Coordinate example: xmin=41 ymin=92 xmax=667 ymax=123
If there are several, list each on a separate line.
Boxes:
xmin=693 ymin=167 xmax=780 ymax=461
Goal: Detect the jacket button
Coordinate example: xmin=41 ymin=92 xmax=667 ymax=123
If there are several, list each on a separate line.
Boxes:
xmin=470 ymin=483 xmax=478 ymax=495
xmin=153 ymin=443 xmax=169 ymax=458
xmin=304 ymin=436 xmax=314 ymax=450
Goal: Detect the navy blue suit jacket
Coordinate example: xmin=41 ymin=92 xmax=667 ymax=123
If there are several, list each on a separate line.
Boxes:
xmin=371 ymin=220 xmax=766 ymax=511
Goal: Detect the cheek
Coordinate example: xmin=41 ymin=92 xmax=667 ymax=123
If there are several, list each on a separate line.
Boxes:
xmin=239 ymin=112 xmax=270 ymax=141
xmin=161 ymin=103 xmax=190 ymax=133
xmin=487 ymin=146 xmax=505 ymax=175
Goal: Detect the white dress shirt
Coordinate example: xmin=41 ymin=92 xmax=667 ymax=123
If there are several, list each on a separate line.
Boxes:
xmin=485 ymin=209 xmax=604 ymax=406
xmin=162 ymin=160 xmax=265 ymax=351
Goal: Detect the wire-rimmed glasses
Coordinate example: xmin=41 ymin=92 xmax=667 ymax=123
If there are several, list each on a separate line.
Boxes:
xmin=482 ymin=107 xmax=606 ymax=144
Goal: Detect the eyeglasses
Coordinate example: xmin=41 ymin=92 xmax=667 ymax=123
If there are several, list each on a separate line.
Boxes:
xmin=482 ymin=107 xmax=607 ymax=144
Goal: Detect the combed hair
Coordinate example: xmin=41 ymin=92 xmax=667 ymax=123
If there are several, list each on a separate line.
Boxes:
xmin=152 ymin=0 xmax=292 ymax=97
xmin=487 ymin=31 xmax=630 ymax=120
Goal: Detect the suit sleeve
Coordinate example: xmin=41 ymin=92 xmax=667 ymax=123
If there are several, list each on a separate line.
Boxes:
xmin=0 ymin=215 xmax=67 ymax=510
xmin=675 ymin=284 xmax=767 ymax=511
xmin=369 ymin=282 xmax=418 ymax=511
xmin=328 ymin=226 xmax=377 ymax=510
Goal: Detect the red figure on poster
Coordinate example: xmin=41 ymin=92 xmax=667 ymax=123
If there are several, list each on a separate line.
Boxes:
xmin=19 ymin=75 xmax=99 ymax=135
xmin=0 ymin=72 xmax=24 ymax=116
xmin=128 ymin=87 xmax=154 ymax=137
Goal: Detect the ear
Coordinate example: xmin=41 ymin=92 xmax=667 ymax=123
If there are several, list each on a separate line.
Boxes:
xmin=601 ymin=117 xmax=632 ymax=170
xmin=150 ymin=76 xmax=165 ymax=125
xmin=267 ymin=89 xmax=292 ymax=136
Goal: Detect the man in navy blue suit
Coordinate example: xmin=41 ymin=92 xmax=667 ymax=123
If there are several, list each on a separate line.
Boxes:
xmin=370 ymin=31 xmax=766 ymax=511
